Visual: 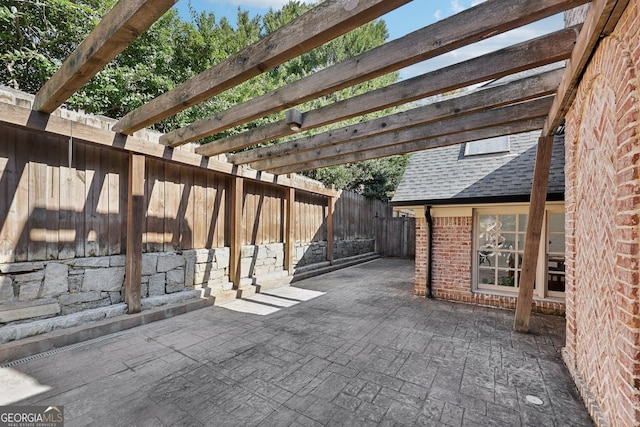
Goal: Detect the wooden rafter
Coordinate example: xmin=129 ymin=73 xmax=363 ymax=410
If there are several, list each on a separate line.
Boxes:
xmin=112 ymin=0 xmax=410 ymax=135
xmin=265 ymin=97 xmax=553 ymax=174
xmin=197 ymin=25 xmax=578 ymax=158
xmin=162 ymin=0 xmax=588 ymax=148
xmin=269 ymin=118 xmax=547 ymax=174
xmin=250 ymin=95 xmax=554 ymax=172
xmin=231 ymin=68 xmax=564 ymax=167
xmin=543 ymin=0 xmax=631 ymax=135
xmin=514 ymin=0 xmax=631 ymax=332
xmin=33 ymin=0 xmax=177 ymax=114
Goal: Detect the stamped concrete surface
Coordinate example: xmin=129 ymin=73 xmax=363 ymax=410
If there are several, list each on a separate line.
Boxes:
xmin=0 ymin=258 xmax=592 ymax=426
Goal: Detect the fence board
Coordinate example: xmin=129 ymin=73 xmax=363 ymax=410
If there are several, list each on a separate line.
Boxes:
xmin=0 ymin=124 xmax=413 ymax=262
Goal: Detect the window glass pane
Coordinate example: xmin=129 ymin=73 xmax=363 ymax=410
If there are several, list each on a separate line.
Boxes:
xmin=548 ymin=257 xmax=565 ymax=292
xmin=497 ymin=252 xmax=517 ymax=269
xmin=500 ymin=215 xmax=516 ymax=232
xmin=549 ymin=213 xmax=565 ymax=233
xmin=478 ymin=250 xmax=494 ymax=266
xmin=517 ymin=233 xmax=526 ymax=249
xmin=465 ymin=136 xmax=509 ymax=156
xmin=500 ymin=233 xmax=516 ymax=250
xmin=497 ymin=270 xmax=516 ymax=287
xmin=478 ymin=214 xmax=495 ymax=234
xmin=518 ymin=214 xmax=528 ymax=232
xmin=478 ymin=268 xmax=495 ymax=285
xmin=548 ymin=235 xmax=565 ymax=253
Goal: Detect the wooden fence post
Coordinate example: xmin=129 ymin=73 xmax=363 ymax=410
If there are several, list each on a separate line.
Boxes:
xmin=285 ymin=187 xmax=295 ymax=273
xmin=327 ymin=196 xmax=336 ymax=264
xmin=125 ymin=153 xmax=145 ymax=314
xmin=230 ymin=176 xmax=243 ymax=288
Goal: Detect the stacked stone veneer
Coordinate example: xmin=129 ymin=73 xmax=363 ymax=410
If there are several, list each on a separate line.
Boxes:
xmin=414 ymin=216 xmax=565 ymax=315
xmin=0 ymin=238 xmax=376 ymax=327
xmin=0 ymin=249 xmax=230 ymax=327
xmin=563 ymin=1 xmax=640 ymax=425
xmin=294 ymin=239 xmax=375 ymax=267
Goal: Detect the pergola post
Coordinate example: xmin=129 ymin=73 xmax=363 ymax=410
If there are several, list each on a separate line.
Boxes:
xmin=125 ymin=153 xmax=145 ymax=314
xmin=230 ymin=176 xmax=244 ymax=288
xmin=327 ymin=196 xmax=336 ymax=264
xmin=514 ymin=135 xmax=555 ymax=332
xmin=285 ymin=188 xmax=295 ymax=274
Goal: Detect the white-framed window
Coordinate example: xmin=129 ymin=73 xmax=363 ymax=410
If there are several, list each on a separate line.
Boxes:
xmin=472 ymin=204 xmax=565 ymax=299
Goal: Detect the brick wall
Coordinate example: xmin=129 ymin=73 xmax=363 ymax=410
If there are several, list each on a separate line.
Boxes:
xmin=564 ymin=1 xmax=640 ymax=425
xmin=414 ymin=215 xmax=564 ymax=315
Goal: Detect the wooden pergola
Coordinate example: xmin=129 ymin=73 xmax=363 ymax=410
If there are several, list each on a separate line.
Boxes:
xmin=1 ymin=0 xmax=629 ymax=331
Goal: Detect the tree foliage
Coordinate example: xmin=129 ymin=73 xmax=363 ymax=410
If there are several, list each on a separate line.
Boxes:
xmin=0 ymin=0 xmax=408 ymax=201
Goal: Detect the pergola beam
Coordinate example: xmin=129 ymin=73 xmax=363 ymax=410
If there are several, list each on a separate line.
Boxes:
xmin=113 ymin=0 xmax=411 ymax=135
xmin=514 ymin=0 xmax=630 ymax=332
xmin=543 ymin=0 xmax=630 ymax=136
xmin=232 ymin=68 xmax=564 ymax=166
xmin=257 ymin=96 xmax=553 ymax=172
xmin=269 ymin=118 xmax=547 ymax=174
xmin=165 ymin=0 xmax=587 ymax=148
xmin=33 ymin=0 xmax=177 ymax=113
xmin=197 ymin=25 xmax=578 ymax=157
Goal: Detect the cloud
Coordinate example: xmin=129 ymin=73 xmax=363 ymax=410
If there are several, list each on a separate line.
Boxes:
xmin=434 ymin=9 xmax=442 ymax=20
xmin=450 ymin=0 xmax=465 ymax=13
xmin=471 ymin=0 xmax=487 ymax=6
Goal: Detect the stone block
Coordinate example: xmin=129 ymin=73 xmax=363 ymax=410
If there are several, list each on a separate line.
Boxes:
xmin=0 ymin=302 xmax=60 ymax=323
xmin=157 ymin=254 xmax=184 ymax=273
xmin=193 ymin=249 xmax=214 ymax=263
xmin=0 ymin=261 xmax=44 ymax=274
xmin=141 ymin=254 xmax=157 ymax=276
xmin=60 ymin=297 xmax=111 ymax=315
xmin=184 ymin=252 xmax=196 ymax=289
xmin=83 ymin=267 xmax=125 ymax=292
xmin=0 ymin=276 xmax=14 ymax=300
xmin=148 ymin=273 xmax=165 ymax=296
xmin=14 ymin=270 xmax=44 ymax=283
xmin=68 ymin=273 xmax=83 ymax=293
xmin=215 ymin=248 xmax=230 ymax=268
xmin=241 ymin=245 xmax=256 ymax=258
xmin=109 ymin=255 xmax=126 ymax=267
xmin=195 ymin=268 xmax=225 ymax=285
xmin=59 ymin=291 xmax=102 ymax=306
xmin=256 ymin=245 xmax=268 ymax=260
xmin=69 ymin=257 xmax=110 ymax=268
xmin=166 ymin=268 xmax=185 ymax=293
xmin=18 ymin=281 xmax=41 ymax=301
xmin=241 ymin=257 xmax=254 ymax=277
xmin=42 ymin=263 xmax=69 ymax=297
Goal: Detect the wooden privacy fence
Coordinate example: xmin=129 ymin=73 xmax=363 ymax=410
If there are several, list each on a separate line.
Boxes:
xmin=0 ymin=124 xmax=414 ymax=265
xmin=375 ymin=216 xmax=416 ymax=258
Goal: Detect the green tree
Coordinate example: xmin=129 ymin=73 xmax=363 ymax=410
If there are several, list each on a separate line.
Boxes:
xmin=0 ymin=0 xmax=408 ymax=201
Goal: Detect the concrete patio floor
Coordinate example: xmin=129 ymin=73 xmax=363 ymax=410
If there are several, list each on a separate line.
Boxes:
xmin=0 ymin=258 xmax=592 ymax=426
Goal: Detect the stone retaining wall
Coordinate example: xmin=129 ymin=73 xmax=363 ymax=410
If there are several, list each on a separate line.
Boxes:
xmin=0 ymin=239 xmax=375 ymax=326
xmin=294 ymin=239 xmax=375 ymax=267
xmin=0 ymin=248 xmax=230 ymax=326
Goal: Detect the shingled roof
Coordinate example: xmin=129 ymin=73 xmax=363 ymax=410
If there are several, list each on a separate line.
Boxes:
xmin=390 ymin=130 xmax=565 ymax=206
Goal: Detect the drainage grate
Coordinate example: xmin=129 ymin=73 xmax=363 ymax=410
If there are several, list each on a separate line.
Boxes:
xmin=1 ymin=331 xmax=129 ymax=368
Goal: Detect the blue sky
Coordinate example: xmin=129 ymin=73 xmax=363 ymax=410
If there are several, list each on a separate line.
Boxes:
xmin=173 ymin=0 xmax=564 ymax=79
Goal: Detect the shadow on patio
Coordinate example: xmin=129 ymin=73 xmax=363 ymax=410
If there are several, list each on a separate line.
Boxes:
xmin=0 ymin=258 xmax=591 ymax=426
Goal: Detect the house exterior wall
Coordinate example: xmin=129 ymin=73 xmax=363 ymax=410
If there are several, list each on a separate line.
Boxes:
xmin=564 ymin=1 xmax=640 ymax=425
xmin=414 ymin=215 xmax=565 ymax=315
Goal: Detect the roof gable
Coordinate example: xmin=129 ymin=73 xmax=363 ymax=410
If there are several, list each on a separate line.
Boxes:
xmin=391 ymin=130 xmax=565 ymax=205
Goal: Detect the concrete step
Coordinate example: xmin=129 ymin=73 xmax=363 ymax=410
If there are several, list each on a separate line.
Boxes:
xmin=292 ymin=253 xmax=380 ymax=282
